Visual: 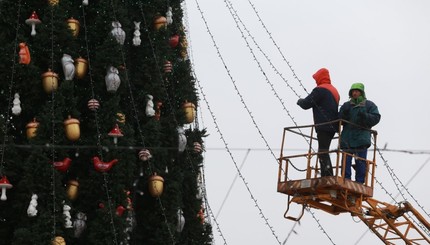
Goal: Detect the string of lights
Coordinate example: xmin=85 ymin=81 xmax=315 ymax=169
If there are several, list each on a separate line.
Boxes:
xmin=305 ymin=206 xmax=337 ymax=245
xmin=375 ymin=148 xmax=430 ymax=233
xmin=354 ymin=156 xmax=430 ymax=244
xmin=183 ymin=4 xmax=231 ymax=243
xmin=246 ymin=0 xmax=307 ymax=94
xmin=136 ymin=3 xmax=203 ymax=243
xmin=242 ymin=0 xmax=430 ymax=241
xmin=222 ymin=0 xmax=313 ymax=151
xmin=0 ymin=0 xmax=22 ymax=176
xmin=201 ymin=1 xmax=430 ymax=244
xmin=183 ymin=1 xmax=229 ymax=242
xmin=192 ymin=0 xmax=286 ymax=243
xmin=82 ymin=3 xmax=119 ymax=244
xmin=48 ymin=4 xmax=58 ymax=240
xmin=213 ymin=0 xmax=338 ymax=242
xmin=222 ymin=0 xmax=342 ymax=167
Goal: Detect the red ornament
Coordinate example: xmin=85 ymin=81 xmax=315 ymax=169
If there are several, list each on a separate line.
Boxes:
xmin=99 ymin=202 xmax=105 ymax=209
xmin=52 ymin=157 xmax=72 ymax=172
xmin=0 ymin=176 xmax=13 ymax=201
xmin=155 ymin=101 xmax=162 ymax=121
xmin=197 ymin=207 xmax=204 ymax=224
xmin=108 ymin=124 xmax=123 ymax=144
xmin=116 ymin=205 xmax=126 ymax=216
xmin=92 ymin=156 xmax=118 ymax=172
xmin=19 ymin=42 xmax=31 ymax=65
xmin=169 ymin=35 xmax=179 ymax=48
xmin=25 ymin=11 xmax=42 ymax=36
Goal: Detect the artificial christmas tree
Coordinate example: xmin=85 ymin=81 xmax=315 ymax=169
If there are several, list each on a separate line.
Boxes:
xmin=0 ymin=1 xmax=212 ymax=244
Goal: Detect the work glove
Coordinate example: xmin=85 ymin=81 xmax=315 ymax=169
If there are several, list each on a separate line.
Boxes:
xmin=340 ymin=107 xmax=350 ymax=119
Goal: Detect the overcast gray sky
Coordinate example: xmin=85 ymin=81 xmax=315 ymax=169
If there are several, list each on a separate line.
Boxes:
xmin=184 ymin=0 xmax=430 ymax=244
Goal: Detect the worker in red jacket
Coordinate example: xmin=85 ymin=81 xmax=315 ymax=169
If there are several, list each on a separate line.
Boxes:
xmin=297 ymin=68 xmax=340 ymax=177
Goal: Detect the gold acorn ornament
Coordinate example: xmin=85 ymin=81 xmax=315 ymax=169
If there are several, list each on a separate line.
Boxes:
xmin=182 ymin=101 xmax=196 ymax=123
xmin=66 ymin=179 xmax=79 ymax=201
xmin=153 ymin=14 xmax=167 ymax=30
xmin=48 ymin=0 xmax=59 ymax=6
xmin=64 ymin=116 xmax=80 ymax=141
xmin=26 ymin=118 xmax=39 ymax=139
xmin=41 ymin=69 xmax=59 ymax=93
xmin=74 ymin=57 xmax=88 ymax=79
xmin=67 ymin=17 xmax=80 ymax=37
xmin=116 ymin=113 xmax=125 ymax=124
xmin=51 ymin=236 xmax=66 ymax=245
xmin=148 ymin=173 xmax=164 ymax=197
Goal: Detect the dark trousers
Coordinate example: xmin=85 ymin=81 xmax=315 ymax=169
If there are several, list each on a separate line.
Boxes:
xmin=343 ymin=148 xmax=368 ymax=183
xmin=317 ymin=131 xmax=335 ymax=177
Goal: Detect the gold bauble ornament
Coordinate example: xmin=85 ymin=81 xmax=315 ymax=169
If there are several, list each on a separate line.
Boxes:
xmin=26 ymin=118 xmax=39 ymax=139
xmin=153 ymin=15 xmax=167 ymax=30
xmin=64 ymin=116 xmax=80 ymax=141
xmin=67 ymin=18 xmax=80 ymax=37
xmin=52 ymin=236 xmax=66 ymax=245
xmin=74 ymin=57 xmax=88 ymax=79
xmin=148 ymin=173 xmax=164 ymax=197
xmin=48 ymin=0 xmax=59 ymax=6
xmin=66 ymin=180 xmax=79 ymax=200
xmin=116 ymin=113 xmax=125 ymax=124
xmin=182 ymin=101 xmax=196 ymax=124
xmin=41 ymin=69 xmax=59 ymax=93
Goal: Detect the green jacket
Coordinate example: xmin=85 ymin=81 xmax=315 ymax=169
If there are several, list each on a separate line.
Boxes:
xmin=339 ymin=99 xmax=381 ymax=149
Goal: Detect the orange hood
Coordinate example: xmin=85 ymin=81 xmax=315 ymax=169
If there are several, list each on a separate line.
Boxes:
xmin=313 ymin=68 xmax=331 ymax=85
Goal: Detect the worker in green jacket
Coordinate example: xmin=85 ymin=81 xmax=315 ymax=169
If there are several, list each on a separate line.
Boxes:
xmin=339 ymin=83 xmax=381 ymax=183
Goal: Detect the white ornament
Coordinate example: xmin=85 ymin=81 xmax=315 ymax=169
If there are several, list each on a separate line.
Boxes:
xmin=111 ymin=21 xmax=125 ymax=45
xmin=177 ymin=126 xmax=187 ymax=153
xmin=61 ymin=54 xmax=75 ymax=81
xmin=166 ymin=7 xmax=173 ymax=25
xmin=132 ymin=21 xmax=141 ymax=47
xmin=105 ymin=66 xmax=121 ymax=92
xmin=63 ymin=204 xmax=73 ymax=228
xmin=177 ymin=209 xmax=185 ymax=232
xmin=196 ymin=172 xmax=203 ymax=199
xmin=138 ymin=148 xmax=152 ymax=161
xmin=11 ymin=93 xmax=22 ymax=116
xmin=74 ymin=212 xmax=87 ymax=238
xmin=145 ymin=94 xmax=155 ymax=117
xmin=82 ymin=0 xmax=88 ymax=5
xmin=124 ymin=209 xmax=136 ymax=242
xmin=26 ymin=194 xmax=38 ymax=217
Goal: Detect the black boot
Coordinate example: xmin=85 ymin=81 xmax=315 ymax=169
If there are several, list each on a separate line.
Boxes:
xmin=320 ymin=157 xmax=333 ymax=177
